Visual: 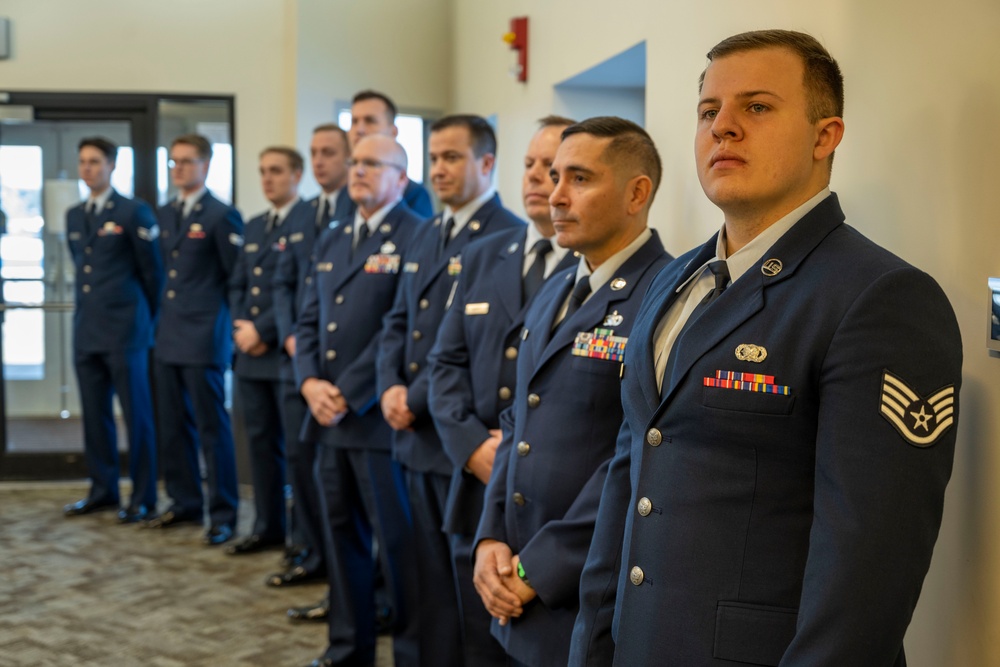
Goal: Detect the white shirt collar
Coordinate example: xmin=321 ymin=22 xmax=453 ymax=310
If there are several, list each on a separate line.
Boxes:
xmin=87 ymin=187 xmax=114 ymax=212
xmin=573 ymin=227 xmax=653 ymax=293
xmin=178 ymin=187 xmax=207 ymax=217
xmin=268 ymin=197 xmax=300 ymax=226
xmin=523 ymin=223 xmax=569 ymax=275
xmin=353 ymin=195 xmax=402 ymax=236
xmin=442 ymin=187 xmax=496 ymax=237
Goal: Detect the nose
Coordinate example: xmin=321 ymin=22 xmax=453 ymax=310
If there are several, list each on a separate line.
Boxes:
xmin=711 ymin=105 xmax=742 ymax=141
xmin=527 ymin=162 xmax=545 ymax=185
xmin=430 ymin=158 xmax=445 ymax=179
xmin=548 ymin=177 xmax=568 ymax=208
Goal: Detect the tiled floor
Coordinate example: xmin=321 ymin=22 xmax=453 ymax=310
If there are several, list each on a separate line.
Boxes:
xmin=0 ymin=481 xmax=391 ymax=666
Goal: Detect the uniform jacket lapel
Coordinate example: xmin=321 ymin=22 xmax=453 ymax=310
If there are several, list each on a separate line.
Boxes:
xmin=491 ymin=229 xmax=528 ymax=321
xmin=654 ymin=194 xmax=846 ymax=415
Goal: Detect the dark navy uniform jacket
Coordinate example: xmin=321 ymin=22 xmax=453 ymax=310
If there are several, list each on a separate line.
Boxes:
xmin=294 ymin=201 xmax=425 ymax=449
xmin=428 ymin=226 xmax=576 ymax=535
xmin=229 ymin=199 xmax=313 ymax=381
xmin=66 ymin=190 xmax=163 ymax=353
xmin=475 ymin=231 xmax=669 ymax=667
xmin=571 ymin=195 xmax=962 ymax=667
xmin=155 ymin=191 xmax=244 ymax=367
xmin=273 ymin=192 xmax=354 ymax=352
xmin=337 ymin=179 xmax=434 ymax=221
xmin=376 ymin=194 xmax=524 ymax=475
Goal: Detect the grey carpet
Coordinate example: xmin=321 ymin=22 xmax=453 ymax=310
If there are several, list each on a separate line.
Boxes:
xmin=0 ymin=481 xmax=392 ymax=666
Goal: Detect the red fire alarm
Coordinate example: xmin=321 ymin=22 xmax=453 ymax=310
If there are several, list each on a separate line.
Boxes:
xmin=502 ymin=17 xmax=528 ymax=83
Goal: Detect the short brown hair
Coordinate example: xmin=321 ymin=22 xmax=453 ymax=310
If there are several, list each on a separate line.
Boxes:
xmin=430 ymin=115 xmax=497 ymax=159
xmin=171 ymin=134 xmax=212 ymax=161
xmin=78 ymin=136 xmax=118 ymax=162
xmin=259 ymin=146 xmax=304 ymax=173
xmin=312 ymin=123 xmax=350 ymax=153
xmin=352 ymin=90 xmax=397 ymax=122
xmin=561 ymin=116 xmax=662 ymax=202
xmin=699 ymin=29 xmax=844 ymax=122
xmin=538 ymin=114 xmax=576 ymax=129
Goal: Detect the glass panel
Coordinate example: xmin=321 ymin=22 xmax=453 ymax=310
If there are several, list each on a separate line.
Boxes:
xmin=157 ymin=99 xmax=234 ymax=205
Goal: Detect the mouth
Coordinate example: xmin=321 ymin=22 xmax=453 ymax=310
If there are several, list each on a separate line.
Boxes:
xmin=710 ymin=151 xmax=746 ymax=169
xmin=524 ymin=192 xmax=549 ymax=204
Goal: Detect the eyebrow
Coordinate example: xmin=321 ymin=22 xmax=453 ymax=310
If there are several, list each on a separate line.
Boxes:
xmin=698 ymin=90 xmax=785 ymax=106
xmin=552 ymin=164 xmax=596 ymax=178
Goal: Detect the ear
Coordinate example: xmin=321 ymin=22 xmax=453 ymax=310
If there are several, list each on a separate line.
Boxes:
xmin=813 ymin=116 xmax=844 ymax=162
xmin=625 ymin=175 xmax=653 ymax=216
xmin=480 ymin=153 xmax=496 ymax=176
xmin=391 ymin=125 xmax=399 ymax=138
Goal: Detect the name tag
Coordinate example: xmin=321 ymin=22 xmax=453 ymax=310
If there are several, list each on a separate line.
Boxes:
xmin=289 ymin=232 xmax=304 ymax=243
xmin=69 ymin=232 xmax=82 ymax=241
xmin=245 ymin=243 xmax=259 ymax=253
xmin=465 ymin=302 xmax=490 ymax=315
xmin=571 ymin=327 xmax=627 ymax=361
xmin=316 ymin=262 xmax=334 ymax=272
xmin=364 ymin=254 xmax=401 ymax=274
xmin=404 ymin=262 xmax=419 ymax=273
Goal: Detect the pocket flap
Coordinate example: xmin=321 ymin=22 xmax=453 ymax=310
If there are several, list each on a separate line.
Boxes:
xmin=714 ymin=601 xmax=797 ymax=666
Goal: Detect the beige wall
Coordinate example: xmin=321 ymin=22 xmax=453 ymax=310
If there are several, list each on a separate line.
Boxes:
xmin=452 ymin=1 xmax=1000 ymax=664
xmin=0 ymin=0 xmax=296 ymax=215
xmin=293 ymin=0 xmax=452 ymax=194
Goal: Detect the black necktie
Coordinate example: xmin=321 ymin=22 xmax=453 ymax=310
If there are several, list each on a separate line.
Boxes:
xmin=557 ymin=276 xmax=592 ymax=331
xmin=522 ymin=239 xmax=553 ymax=303
xmin=317 ymin=197 xmax=329 ymax=230
xmin=85 ymin=202 xmax=97 ymax=236
xmin=439 ymin=216 xmax=455 ymax=257
xmin=176 ymin=199 xmax=185 ymax=225
xmin=660 ymin=260 xmax=730 ymax=397
xmin=354 ymin=220 xmax=370 ymax=254
xmin=265 ymin=211 xmax=278 ymax=234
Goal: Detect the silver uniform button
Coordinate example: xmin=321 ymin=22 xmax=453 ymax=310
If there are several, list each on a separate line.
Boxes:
xmin=408 ymin=362 xmax=419 ymax=373
xmin=505 ymin=346 xmax=518 ymax=360
xmin=412 ymin=330 xmax=422 ymax=341
xmin=250 ymin=306 xmax=260 ymax=316
xmin=85 ymin=247 xmax=93 ymax=255
xmin=327 ymin=322 xmax=338 ymax=332
xmin=637 ymin=497 xmax=652 ymax=516
xmin=305 ymin=276 xmax=312 ymax=285
xmin=630 ymin=566 xmax=644 ymax=586
xmin=646 ymin=429 xmax=662 ymax=446
xmin=419 ymin=298 xmax=430 ymax=310
xmin=168 ymin=269 xmax=177 ymax=278
xmin=83 ymin=265 xmax=92 ymax=274
xmin=512 ymin=492 xmax=526 ymax=507
xmin=166 ymin=290 xmax=176 ymax=299
xmin=516 ymin=441 xmax=530 ymax=456
xmin=82 ymin=285 xmax=91 ymax=293
xmin=335 ymin=294 xmax=345 ymax=304
xmin=498 ymin=386 xmax=512 ymax=401
xmin=253 ymin=267 xmax=263 ymax=276
xmin=251 ymin=286 xmax=261 ymax=296
xmin=326 ymin=350 xmax=337 ymax=360
xmin=171 ymin=250 xmax=179 ymax=258
xmin=527 ymin=393 xmax=540 ymax=408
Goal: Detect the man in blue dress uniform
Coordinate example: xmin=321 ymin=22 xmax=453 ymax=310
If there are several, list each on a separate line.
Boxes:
xmin=228 ymin=147 xmax=313 ymax=554
xmin=571 ymin=31 xmax=963 ymax=667
xmin=343 ymin=90 xmax=434 ymax=219
xmin=145 ymin=134 xmax=244 ymax=545
xmin=298 ymin=134 xmax=425 ymax=667
xmin=63 ymin=136 xmax=163 ymax=522
xmin=270 ymin=123 xmax=352 ymax=587
xmin=378 ymin=114 xmax=524 ymax=666
xmin=472 ymin=117 xmax=672 ymax=667
xmin=427 ymin=115 xmax=578 ymax=667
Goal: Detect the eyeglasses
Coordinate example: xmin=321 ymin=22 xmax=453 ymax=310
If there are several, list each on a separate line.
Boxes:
xmin=346 ymin=157 xmax=406 ymax=172
xmin=168 ymin=158 xmax=204 ymax=169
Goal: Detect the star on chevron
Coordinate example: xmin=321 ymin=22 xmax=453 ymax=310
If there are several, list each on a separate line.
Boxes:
xmin=909 ymin=405 xmax=933 ymax=431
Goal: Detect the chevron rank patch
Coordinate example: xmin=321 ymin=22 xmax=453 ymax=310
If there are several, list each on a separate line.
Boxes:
xmin=879 ymin=370 xmax=955 ymax=447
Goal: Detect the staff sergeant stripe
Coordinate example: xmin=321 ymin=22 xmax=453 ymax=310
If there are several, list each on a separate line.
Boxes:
xmin=879 ymin=370 xmax=955 ymax=448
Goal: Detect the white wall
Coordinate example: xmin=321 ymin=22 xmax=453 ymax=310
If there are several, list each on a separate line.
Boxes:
xmin=452 ymin=2 xmax=999 ymax=664
xmin=0 ymin=0 xmax=296 ymax=216
xmin=293 ymin=0 xmax=453 ymax=195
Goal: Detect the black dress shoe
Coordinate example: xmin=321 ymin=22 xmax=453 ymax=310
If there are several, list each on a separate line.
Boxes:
xmin=63 ymin=498 xmax=118 ymax=517
xmin=204 ymin=524 xmax=234 ymax=546
xmin=266 ymin=565 xmax=324 ymax=587
xmin=281 ymin=546 xmax=309 ymax=569
xmin=225 ymin=534 xmax=284 ymax=555
xmin=117 ymin=505 xmax=151 ymax=524
xmin=287 ymin=598 xmax=330 ymax=622
xmin=142 ymin=509 xmax=201 ymax=529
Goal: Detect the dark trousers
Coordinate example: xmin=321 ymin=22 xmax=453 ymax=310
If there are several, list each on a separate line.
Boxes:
xmin=406 ymin=468 xmax=465 ymax=667
xmin=235 ymin=376 xmax=287 ymax=540
xmin=74 ymin=348 xmax=156 ymax=509
xmin=154 ymin=361 xmax=238 ymax=528
xmin=318 ymin=446 xmax=418 ymax=667
xmin=451 ymin=531 xmax=509 ymax=667
xmin=282 ymin=386 xmax=325 ymax=572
